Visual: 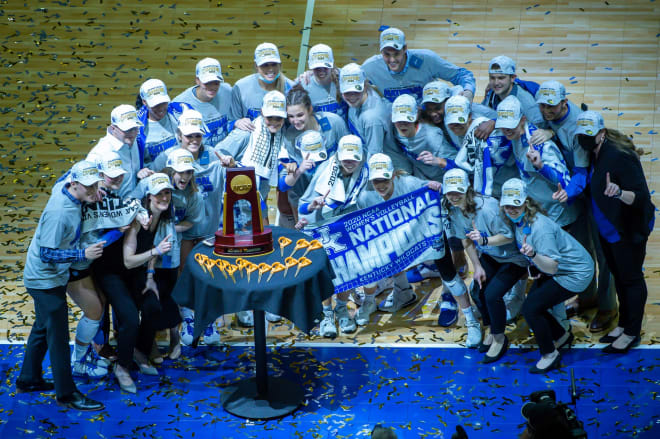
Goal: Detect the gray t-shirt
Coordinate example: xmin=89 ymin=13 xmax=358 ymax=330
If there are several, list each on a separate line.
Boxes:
xmin=299 ymin=75 xmax=346 ymax=119
xmin=392 ymin=123 xmax=456 ymax=181
xmin=513 ymin=213 xmax=593 ymax=292
xmin=23 ymin=185 xmax=83 ymax=289
xmin=447 ymin=195 xmax=527 ymax=266
xmin=141 ymin=114 xmax=180 ymax=167
xmin=88 ymin=132 xmax=140 ymax=199
xmin=361 ymin=49 xmax=476 ymax=103
xmin=173 ymin=84 xmax=232 ymax=146
xmin=547 ymin=100 xmax=589 ymax=169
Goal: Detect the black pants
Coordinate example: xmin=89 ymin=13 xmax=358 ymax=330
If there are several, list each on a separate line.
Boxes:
xmin=154 ymin=268 xmax=183 ymax=331
xmin=599 ymin=237 xmax=648 ymax=337
xmin=94 ymin=270 xmax=162 ymax=369
xmin=434 ymin=234 xmax=458 ymax=282
xmin=19 ymin=286 xmax=77 ymax=399
xmin=522 ymin=276 xmax=575 ymax=355
xmin=474 ymin=254 xmax=527 ymax=334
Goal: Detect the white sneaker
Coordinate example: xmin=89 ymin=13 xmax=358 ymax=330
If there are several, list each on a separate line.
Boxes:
xmin=319 ymin=310 xmax=337 ymax=338
xmin=237 ymin=311 xmax=254 ymax=327
xmin=83 ymin=345 xmax=112 ymax=369
xmin=265 ymin=312 xmax=282 ymax=323
xmin=72 ymin=356 xmax=108 ymax=378
xmin=355 ymin=299 xmax=377 ymax=326
xmin=350 ymin=287 xmax=366 ymax=306
xmin=465 ymin=320 xmax=483 ymax=348
xmin=377 ymin=286 xmax=417 ymax=313
xmin=335 ymin=306 xmax=356 ymax=334
xmin=180 ymin=317 xmax=195 ymax=346
xmin=202 ymin=322 xmax=221 ymax=346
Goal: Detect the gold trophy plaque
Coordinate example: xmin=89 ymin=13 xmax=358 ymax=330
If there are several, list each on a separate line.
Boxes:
xmin=214 ymin=167 xmax=273 ymax=255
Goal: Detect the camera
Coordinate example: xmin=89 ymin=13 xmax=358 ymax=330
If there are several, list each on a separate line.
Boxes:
xmin=522 ymin=390 xmax=587 ymax=439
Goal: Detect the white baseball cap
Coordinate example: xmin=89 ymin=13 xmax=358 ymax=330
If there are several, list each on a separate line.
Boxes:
xmin=368 ymin=153 xmax=394 ymax=180
xmin=139 ymin=79 xmax=170 ymax=108
xmin=195 ymin=57 xmax=223 ymax=83
xmin=536 ymin=80 xmax=566 ymax=106
xmin=110 ymin=104 xmax=143 ymax=131
xmin=299 ymin=130 xmax=327 ymax=162
xmin=380 ymin=27 xmax=406 ymax=51
xmin=308 ymin=44 xmax=334 ymax=69
xmin=339 ymin=63 xmax=366 ymax=94
xmin=392 ymin=94 xmax=418 ymax=123
xmin=254 ymin=42 xmax=281 ymax=66
xmin=444 ymin=95 xmax=471 ymax=125
xmin=442 ymin=168 xmax=469 ymax=194
xmin=146 ymin=173 xmax=174 ymax=196
xmin=489 ymin=55 xmax=516 ymax=75
xmin=71 ymin=160 xmax=103 ymax=186
xmin=261 ymin=90 xmax=287 ymax=118
xmin=495 ymin=95 xmax=523 ymax=129
xmin=575 ymin=111 xmax=605 ymax=137
xmin=166 ymin=149 xmax=195 ymax=173
xmin=500 ymin=178 xmax=528 ymax=207
xmin=337 ymin=135 xmax=363 ymax=162
xmin=178 ymin=109 xmax=206 ymax=136
xmin=97 ymin=151 xmax=126 ymax=178
xmin=422 ymin=81 xmax=452 ymax=104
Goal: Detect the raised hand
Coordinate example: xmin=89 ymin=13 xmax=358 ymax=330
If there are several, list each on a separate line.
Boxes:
xmin=552 ymin=182 xmax=568 ymax=203
xmin=604 ymin=172 xmax=621 ymax=197
xmin=526 ymin=148 xmax=542 ymax=169
xmin=465 ymin=220 xmax=482 ymax=242
xmin=519 ymin=234 xmax=535 ymax=258
xmin=155 ymin=233 xmax=173 ymax=256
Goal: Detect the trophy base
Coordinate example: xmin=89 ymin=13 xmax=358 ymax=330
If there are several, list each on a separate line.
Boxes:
xmin=214 ymin=228 xmax=274 ymax=256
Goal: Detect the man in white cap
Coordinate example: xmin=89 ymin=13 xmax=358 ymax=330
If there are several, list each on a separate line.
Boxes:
xmin=481 ymin=55 xmax=550 ymax=139
xmin=538 ymin=82 xmax=616 ymax=328
xmin=17 ymin=161 xmax=106 ymax=411
xmin=173 ymin=57 xmax=232 ymax=146
xmin=361 ymin=27 xmax=476 ymax=103
xmin=137 ymin=78 xmax=191 ymax=167
xmin=298 ymin=44 xmax=346 ymax=118
xmin=88 ymin=104 xmax=147 ymax=198
xmin=230 ymin=43 xmax=295 ymax=131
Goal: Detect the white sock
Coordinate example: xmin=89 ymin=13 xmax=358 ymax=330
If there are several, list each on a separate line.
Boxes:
xmin=462 ymin=307 xmax=476 ymax=324
xmin=74 ymin=316 xmax=100 ymax=362
xmin=74 ymin=343 xmax=88 ymax=362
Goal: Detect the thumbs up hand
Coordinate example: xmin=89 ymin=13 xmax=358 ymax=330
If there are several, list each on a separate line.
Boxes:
xmin=552 ymin=182 xmax=568 ymax=203
xmin=465 ymin=219 xmax=483 ymax=243
xmin=604 ymin=172 xmax=621 ymax=198
xmin=520 ymin=234 xmax=536 ymax=258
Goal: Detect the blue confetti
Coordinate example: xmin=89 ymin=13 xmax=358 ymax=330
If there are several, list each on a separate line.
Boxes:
xmin=569 ymin=76 xmax=576 ymax=80
xmin=635 ymin=131 xmax=642 ymax=135
xmin=545 ymin=11 xmax=551 ymax=15
xmin=465 ymin=61 xmax=472 ymax=64
xmin=453 ymin=32 xmax=458 ymax=36
xmin=591 ymin=43 xmax=599 ymax=47
xmin=476 ymin=44 xmax=485 ymax=51
xmin=378 ymin=25 xmax=390 ymax=31
xmin=539 ymin=42 xmax=544 ymax=46
xmin=605 ymin=67 xmax=612 ymax=70
xmin=618 ymin=112 xmax=623 ymax=116
xmin=446 ymin=19 xmax=452 ymax=23
xmin=651 ymin=158 xmax=658 ymax=162
xmin=570 ymin=80 xmax=578 ymax=84
xmin=650 ymin=130 xmax=658 ymax=135
xmin=549 ymin=68 xmax=554 ymax=72
xmin=635 ymin=122 xmax=641 ymax=126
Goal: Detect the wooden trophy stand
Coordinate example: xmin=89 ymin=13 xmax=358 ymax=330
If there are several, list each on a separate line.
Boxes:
xmin=214 ymin=168 xmax=273 ymax=255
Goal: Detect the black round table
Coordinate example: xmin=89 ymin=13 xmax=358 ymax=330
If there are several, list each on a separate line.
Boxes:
xmin=172 ymin=226 xmax=335 ymax=420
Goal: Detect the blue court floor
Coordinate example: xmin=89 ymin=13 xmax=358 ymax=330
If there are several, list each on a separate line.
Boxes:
xmin=1 ymin=343 xmax=658 ymax=438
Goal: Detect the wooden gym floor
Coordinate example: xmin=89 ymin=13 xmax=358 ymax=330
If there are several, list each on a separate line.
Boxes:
xmin=0 ymin=0 xmax=658 ymax=347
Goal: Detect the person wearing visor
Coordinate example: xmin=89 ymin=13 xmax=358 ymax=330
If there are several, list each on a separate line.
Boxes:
xmin=361 ymin=27 xmax=476 ymax=103
xmin=574 ymin=111 xmax=654 ymax=354
xmin=500 ymin=178 xmax=593 ymax=373
xmin=354 ymin=154 xmax=444 ymax=326
xmin=230 ymin=42 xmax=295 ymax=131
xmin=173 ymin=58 xmax=232 ymax=147
xmin=136 ymin=78 xmax=191 ymax=167
xmin=539 ymin=81 xmax=617 ymax=331
xmin=297 ymin=44 xmax=347 ymax=118
xmin=278 ymin=86 xmax=348 ymax=227
xmin=340 ymin=63 xmax=398 ymax=166
xmin=299 ymin=135 xmax=371 ymax=337
xmin=88 ymin=104 xmax=146 ymax=198
xmin=442 ymin=168 xmax=528 ymax=362
xmin=18 ymin=160 xmax=105 ymax=411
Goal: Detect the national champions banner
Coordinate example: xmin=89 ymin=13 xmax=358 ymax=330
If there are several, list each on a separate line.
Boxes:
xmin=81 ymin=193 xmax=142 ymax=234
xmin=309 ymin=187 xmax=446 ymax=293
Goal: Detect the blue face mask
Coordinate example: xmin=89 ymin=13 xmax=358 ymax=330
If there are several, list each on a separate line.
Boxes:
xmin=258 ymin=72 xmax=281 ymax=84
xmin=506 ymin=211 xmax=525 ymax=224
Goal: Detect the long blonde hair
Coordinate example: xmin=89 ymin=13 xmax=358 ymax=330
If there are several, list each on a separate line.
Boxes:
xmin=605 ymin=128 xmax=643 ymax=156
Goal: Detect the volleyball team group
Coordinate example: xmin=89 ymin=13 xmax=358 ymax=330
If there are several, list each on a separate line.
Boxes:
xmin=16 ymin=27 xmax=654 ymax=411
